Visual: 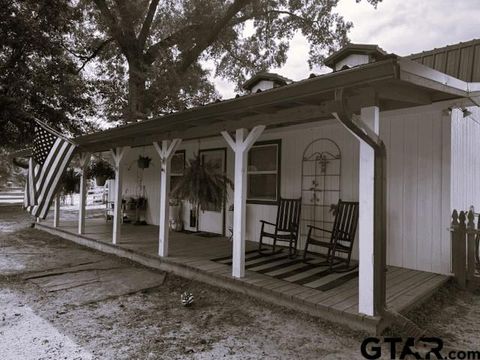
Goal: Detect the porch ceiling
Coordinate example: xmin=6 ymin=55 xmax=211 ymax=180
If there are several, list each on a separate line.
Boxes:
xmin=76 ymin=55 xmax=478 ymax=153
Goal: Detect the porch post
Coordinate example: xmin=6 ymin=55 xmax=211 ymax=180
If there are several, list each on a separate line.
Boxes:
xmin=78 ymin=153 xmax=91 ymax=235
xmin=53 ymin=193 xmax=60 ymax=228
xmin=358 ymin=106 xmax=380 ymax=316
xmin=153 ymin=139 xmax=182 ymax=257
xmin=221 ymin=126 xmax=265 ymax=278
xmin=110 ymin=147 xmax=129 ymax=244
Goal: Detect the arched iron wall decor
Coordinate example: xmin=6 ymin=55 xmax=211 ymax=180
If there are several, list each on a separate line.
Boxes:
xmin=300 ymin=138 xmax=341 ymax=241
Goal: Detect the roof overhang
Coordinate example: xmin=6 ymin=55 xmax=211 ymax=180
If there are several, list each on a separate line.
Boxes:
xmin=41 ymin=56 xmax=480 ymax=154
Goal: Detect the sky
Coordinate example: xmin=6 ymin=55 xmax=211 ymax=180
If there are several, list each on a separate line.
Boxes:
xmin=213 ymin=0 xmax=480 ymax=99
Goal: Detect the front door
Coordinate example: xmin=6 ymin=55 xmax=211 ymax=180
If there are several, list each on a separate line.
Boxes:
xmin=198 ymin=148 xmax=226 ymax=235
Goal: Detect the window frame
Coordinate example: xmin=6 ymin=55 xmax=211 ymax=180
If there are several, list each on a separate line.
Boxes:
xmin=246 ymin=139 xmax=282 ymax=205
xmin=170 ymin=150 xmax=186 ymax=194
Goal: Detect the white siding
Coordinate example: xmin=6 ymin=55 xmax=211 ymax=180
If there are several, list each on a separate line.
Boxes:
xmin=121 ymin=146 xmax=161 ymax=226
xmin=380 ymin=106 xmax=451 ymax=274
xmin=120 ymin=103 xmax=457 ymax=274
xmin=243 ymin=121 xmax=360 ymax=256
xmin=451 ymin=106 xmax=480 ymax=212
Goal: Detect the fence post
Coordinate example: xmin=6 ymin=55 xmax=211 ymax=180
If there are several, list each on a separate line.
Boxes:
xmin=477 ymin=212 xmax=480 ymax=272
xmin=456 ymin=211 xmax=467 ymax=288
xmin=451 ymin=210 xmax=459 ymax=278
xmin=467 ymin=210 xmax=476 ymax=289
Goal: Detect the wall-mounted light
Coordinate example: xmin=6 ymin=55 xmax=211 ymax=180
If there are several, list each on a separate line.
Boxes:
xmin=462 ymin=108 xmax=472 ymax=118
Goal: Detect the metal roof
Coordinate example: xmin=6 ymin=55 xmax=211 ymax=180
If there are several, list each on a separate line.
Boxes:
xmin=407 ymin=38 xmax=480 ymax=82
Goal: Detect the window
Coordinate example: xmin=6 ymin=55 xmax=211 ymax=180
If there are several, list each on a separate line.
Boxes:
xmin=170 ymin=150 xmax=185 ymax=193
xmin=247 ymin=140 xmax=281 ymax=204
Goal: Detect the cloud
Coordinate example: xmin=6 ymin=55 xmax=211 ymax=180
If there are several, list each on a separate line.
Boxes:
xmin=335 ymin=0 xmax=480 ymax=55
xmin=213 ymin=0 xmax=480 ymax=98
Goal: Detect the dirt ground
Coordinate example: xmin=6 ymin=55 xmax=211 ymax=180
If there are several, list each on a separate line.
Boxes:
xmin=1 ymin=205 xmax=479 ymax=359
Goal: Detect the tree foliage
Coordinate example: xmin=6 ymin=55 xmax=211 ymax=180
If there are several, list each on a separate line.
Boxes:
xmin=0 ymin=149 xmax=25 ymax=187
xmin=73 ymin=0 xmax=381 ymax=122
xmin=0 ymin=0 xmax=382 ymax=148
xmin=0 ymin=0 xmax=96 ymax=149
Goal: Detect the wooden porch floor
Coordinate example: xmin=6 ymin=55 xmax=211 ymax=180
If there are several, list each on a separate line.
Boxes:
xmin=36 ymin=218 xmax=449 ymax=333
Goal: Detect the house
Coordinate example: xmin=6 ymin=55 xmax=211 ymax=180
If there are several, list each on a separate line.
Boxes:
xmin=33 ymin=39 xmax=480 ymax=333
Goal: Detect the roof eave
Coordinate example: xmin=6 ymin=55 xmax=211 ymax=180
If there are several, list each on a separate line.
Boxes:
xmin=397 ymin=57 xmax=470 ymax=97
xmin=75 ymin=58 xmax=400 ymax=151
xmin=71 ymin=57 xmax=480 ymax=153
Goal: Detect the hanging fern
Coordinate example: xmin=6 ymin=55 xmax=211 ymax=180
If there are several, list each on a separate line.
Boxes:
xmin=60 ymin=168 xmax=80 ymax=195
xmin=171 ymin=153 xmax=233 ymax=212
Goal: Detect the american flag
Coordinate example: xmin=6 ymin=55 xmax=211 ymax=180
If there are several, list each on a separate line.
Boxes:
xmin=24 ymin=120 xmax=77 ymax=219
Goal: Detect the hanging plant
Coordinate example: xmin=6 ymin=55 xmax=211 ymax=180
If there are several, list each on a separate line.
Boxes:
xmin=137 ymin=155 xmax=152 ymax=169
xmin=171 ymin=153 xmax=233 ymax=230
xmin=59 ymin=168 xmax=80 ymax=205
xmin=60 ymin=168 xmax=80 ymax=195
xmin=87 ymin=158 xmax=115 ymax=186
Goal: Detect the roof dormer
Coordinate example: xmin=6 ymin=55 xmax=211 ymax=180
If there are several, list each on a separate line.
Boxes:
xmin=242 ymin=72 xmax=292 ymax=93
xmin=324 ymin=44 xmax=387 ymax=71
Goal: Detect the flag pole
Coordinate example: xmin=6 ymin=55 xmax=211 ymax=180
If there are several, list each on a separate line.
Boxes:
xmin=34 ymin=118 xmax=78 ymax=146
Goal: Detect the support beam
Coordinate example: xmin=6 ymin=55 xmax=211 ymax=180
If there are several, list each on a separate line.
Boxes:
xmin=332 ymin=88 xmax=386 ymax=317
xmin=53 ymin=193 xmax=60 ymax=228
xmin=221 ymin=125 xmax=265 ymax=278
xmin=78 ymin=153 xmax=91 ymax=235
xmin=358 ymin=106 xmax=380 ymax=316
xmin=153 ymin=139 xmax=182 ymax=257
xmin=110 ymin=147 xmax=129 ymax=244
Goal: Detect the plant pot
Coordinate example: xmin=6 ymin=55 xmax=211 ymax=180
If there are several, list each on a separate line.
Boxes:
xmin=137 ymin=157 xmax=151 ymax=169
xmin=169 ymin=204 xmax=181 ymax=221
xmin=96 ymin=176 xmax=107 ymax=186
xmin=189 ymin=209 xmax=197 ymax=228
xmin=136 ymin=197 xmax=147 ymax=210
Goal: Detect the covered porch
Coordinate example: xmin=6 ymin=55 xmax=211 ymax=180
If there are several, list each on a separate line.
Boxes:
xmin=32 ymin=51 xmax=480 ymax=331
xmin=36 ymin=218 xmax=448 ymax=333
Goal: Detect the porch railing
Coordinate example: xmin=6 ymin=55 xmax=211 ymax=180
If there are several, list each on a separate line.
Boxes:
xmin=450 ymin=209 xmax=480 ymax=289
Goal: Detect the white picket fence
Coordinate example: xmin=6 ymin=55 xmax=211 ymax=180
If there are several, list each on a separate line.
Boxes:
xmin=0 ymin=187 xmax=24 ymax=204
xmin=60 ymin=187 xmax=107 ymax=208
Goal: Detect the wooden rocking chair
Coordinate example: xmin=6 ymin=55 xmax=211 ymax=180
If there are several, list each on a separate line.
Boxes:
xmin=258 ymin=197 xmax=302 ymax=258
xmin=303 ymin=200 xmax=359 ymax=271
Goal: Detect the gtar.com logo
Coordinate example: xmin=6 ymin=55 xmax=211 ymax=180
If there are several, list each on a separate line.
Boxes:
xmin=360 ymin=337 xmax=480 ymax=359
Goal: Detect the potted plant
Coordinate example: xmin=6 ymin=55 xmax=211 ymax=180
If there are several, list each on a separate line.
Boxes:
xmin=88 ymin=158 xmax=115 ymax=186
xmin=171 ymin=153 xmax=233 ymax=231
xmin=169 ymin=197 xmax=182 ymax=231
xmin=137 ymin=155 xmax=152 ymax=169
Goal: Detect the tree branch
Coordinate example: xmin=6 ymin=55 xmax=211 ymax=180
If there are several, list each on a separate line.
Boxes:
xmin=93 ymin=0 xmax=121 ymax=36
xmin=92 ymin=0 xmax=130 ymax=55
xmin=113 ymin=0 xmax=138 ymax=43
xmin=230 ymin=8 xmax=308 ymax=27
xmin=143 ymin=24 xmax=202 ymax=64
xmin=138 ymin=0 xmax=160 ymax=47
xmin=177 ymin=0 xmax=253 ymax=73
xmin=76 ymin=38 xmax=114 ymax=74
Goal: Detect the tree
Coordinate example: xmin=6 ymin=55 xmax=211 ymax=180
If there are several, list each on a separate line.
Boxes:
xmin=74 ymin=0 xmax=380 ymax=123
xmin=0 ymin=0 xmax=96 ymax=149
xmin=0 ymin=149 xmax=25 ymax=187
